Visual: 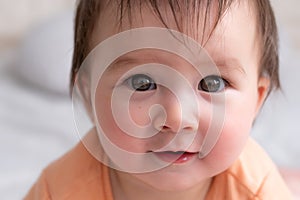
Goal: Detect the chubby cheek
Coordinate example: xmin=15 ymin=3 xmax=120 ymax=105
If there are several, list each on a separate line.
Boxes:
xmin=95 ymin=91 xmax=152 ymax=153
xmin=204 ymin=96 xmax=256 ymax=172
xmin=128 ymin=98 xmax=153 ymax=126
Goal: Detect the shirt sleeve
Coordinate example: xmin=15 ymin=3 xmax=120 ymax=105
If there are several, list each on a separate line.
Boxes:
xmin=255 ymin=166 xmax=293 ymax=200
xmin=24 ymin=171 xmax=51 ymax=200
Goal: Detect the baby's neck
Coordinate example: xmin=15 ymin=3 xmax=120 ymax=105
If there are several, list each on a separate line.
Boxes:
xmin=109 ymin=169 xmax=212 ymax=200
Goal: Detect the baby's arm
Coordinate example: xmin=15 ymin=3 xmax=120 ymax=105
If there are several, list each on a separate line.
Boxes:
xmin=24 ymin=171 xmax=51 ymax=200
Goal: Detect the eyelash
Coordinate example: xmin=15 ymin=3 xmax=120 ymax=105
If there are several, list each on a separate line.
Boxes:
xmin=126 ymin=74 xmax=157 ymax=91
xmin=125 ymin=74 xmax=229 ymax=93
xmin=199 ymin=75 xmax=229 ymax=93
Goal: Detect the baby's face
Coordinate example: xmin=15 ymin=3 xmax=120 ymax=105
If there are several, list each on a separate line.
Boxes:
xmin=88 ymin=1 xmax=269 ymax=191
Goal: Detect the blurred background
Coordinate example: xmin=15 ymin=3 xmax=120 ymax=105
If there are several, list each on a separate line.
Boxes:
xmin=0 ymin=0 xmax=299 ymax=199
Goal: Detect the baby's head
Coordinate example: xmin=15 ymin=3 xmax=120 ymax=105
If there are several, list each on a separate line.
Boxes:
xmin=70 ymin=0 xmax=278 ymax=192
xmin=71 ymin=0 xmax=279 ymax=91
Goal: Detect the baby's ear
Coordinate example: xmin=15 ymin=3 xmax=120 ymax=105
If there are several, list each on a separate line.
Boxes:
xmin=254 ymin=76 xmax=270 ymax=117
xmin=74 ymin=72 xmax=95 ymax=124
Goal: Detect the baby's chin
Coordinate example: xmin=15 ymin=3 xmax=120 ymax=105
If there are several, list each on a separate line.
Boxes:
xmin=130 ymin=161 xmax=213 ymax=192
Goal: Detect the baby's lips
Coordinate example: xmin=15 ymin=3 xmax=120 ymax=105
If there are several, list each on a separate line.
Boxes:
xmin=152 ymin=151 xmax=198 ymax=164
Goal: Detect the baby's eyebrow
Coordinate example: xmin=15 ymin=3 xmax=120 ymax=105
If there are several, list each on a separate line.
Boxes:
xmin=106 ymin=53 xmax=159 ymax=73
xmin=107 ymin=53 xmax=247 ymax=77
xmin=108 ymin=57 xmax=138 ymax=72
xmin=215 ymin=57 xmax=247 ymax=76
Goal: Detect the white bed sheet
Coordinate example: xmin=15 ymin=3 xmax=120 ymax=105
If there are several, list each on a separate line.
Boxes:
xmin=0 ymin=53 xmax=78 ymax=199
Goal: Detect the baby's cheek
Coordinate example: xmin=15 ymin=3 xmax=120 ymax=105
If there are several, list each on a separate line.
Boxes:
xmin=215 ymin=96 xmax=256 ymax=153
xmin=95 ymin=101 xmax=148 ymax=153
xmin=205 ymin=111 xmax=254 ymax=170
xmin=129 ymin=102 xmax=152 ymax=127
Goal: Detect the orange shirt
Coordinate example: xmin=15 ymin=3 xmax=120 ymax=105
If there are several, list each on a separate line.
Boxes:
xmin=25 ymin=135 xmax=292 ymax=199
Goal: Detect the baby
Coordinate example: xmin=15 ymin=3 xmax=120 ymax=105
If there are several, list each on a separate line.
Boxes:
xmin=25 ymin=0 xmax=292 ymax=199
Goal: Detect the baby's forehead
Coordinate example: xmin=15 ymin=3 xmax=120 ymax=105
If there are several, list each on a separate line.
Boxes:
xmin=93 ymin=0 xmax=257 ymax=47
xmin=86 ymin=0 xmax=259 ymax=81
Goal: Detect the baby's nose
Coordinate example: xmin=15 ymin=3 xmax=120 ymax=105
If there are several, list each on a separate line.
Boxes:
xmin=152 ymin=87 xmax=199 ymax=134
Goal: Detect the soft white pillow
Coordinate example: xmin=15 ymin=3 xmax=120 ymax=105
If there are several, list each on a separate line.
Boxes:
xmin=14 ymin=11 xmax=74 ymax=96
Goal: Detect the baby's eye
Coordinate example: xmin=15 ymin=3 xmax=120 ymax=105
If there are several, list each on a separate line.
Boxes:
xmin=127 ymin=74 xmax=157 ymax=91
xmin=198 ymin=75 xmax=227 ymax=93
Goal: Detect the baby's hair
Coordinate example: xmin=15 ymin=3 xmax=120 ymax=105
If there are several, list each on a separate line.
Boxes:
xmin=70 ymin=0 xmax=279 ymax=95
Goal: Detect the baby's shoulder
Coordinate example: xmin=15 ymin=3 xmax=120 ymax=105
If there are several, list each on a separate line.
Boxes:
xmin=40 ymin=141 xmax=106 ymax=199
xmin=209 ymin=138 xmax=292 ymax=199
xmin=228 ymin=138 xmax=276 ymax=185
xmin=46 ymin=141 xmax=98 ymax=177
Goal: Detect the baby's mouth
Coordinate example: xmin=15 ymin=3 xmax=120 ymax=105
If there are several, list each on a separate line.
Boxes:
xmin=152 ymin=151 xmax=198 ymax=164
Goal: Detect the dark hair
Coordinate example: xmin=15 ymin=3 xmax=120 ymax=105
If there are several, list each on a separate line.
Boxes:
xmin=70 ymin=0 xmax=279 ymax=94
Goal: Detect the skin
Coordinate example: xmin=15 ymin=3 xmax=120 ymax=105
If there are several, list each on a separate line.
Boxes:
xmin=87 ymin=1 xmax=270 ymax=200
